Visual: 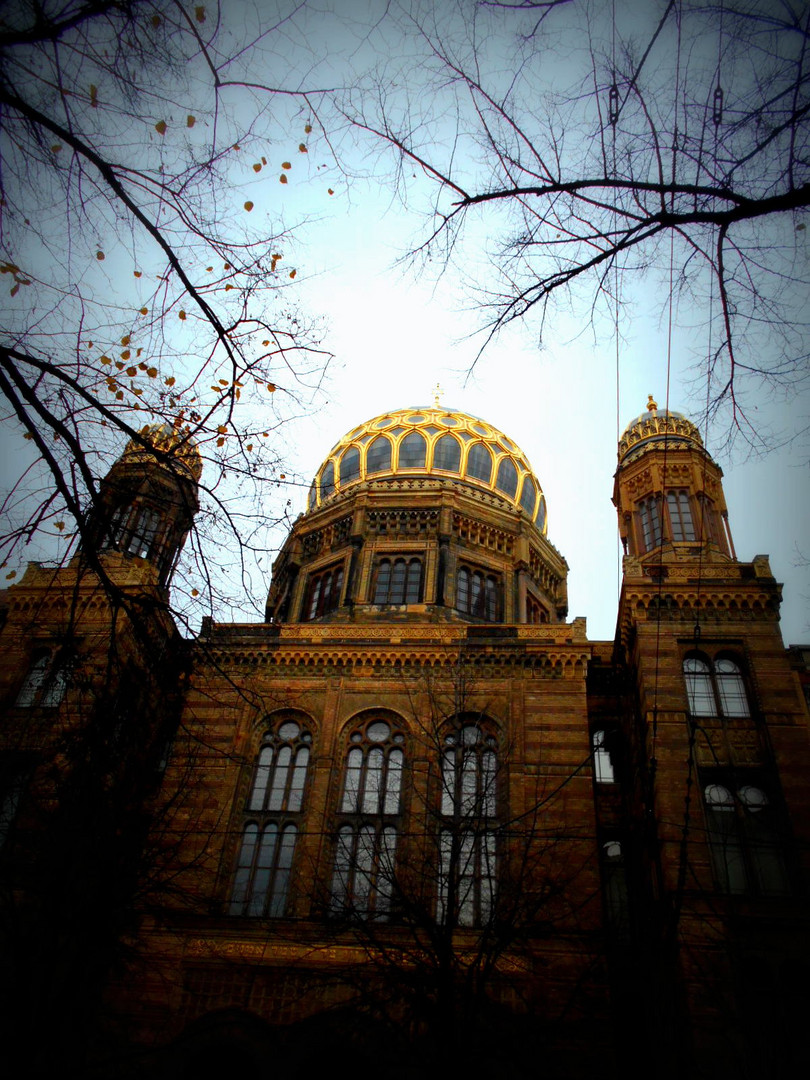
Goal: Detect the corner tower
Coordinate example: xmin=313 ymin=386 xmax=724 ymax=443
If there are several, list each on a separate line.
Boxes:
xmin=266 ymin=406 xmax=568 ymax=625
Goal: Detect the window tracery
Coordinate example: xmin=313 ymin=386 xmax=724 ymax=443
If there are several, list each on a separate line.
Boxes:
xmin=331 ymin=716 xmax=405 ymax=918
xmin=456 ymin=566 xmax=500 ymax=621
xmin=373 ymin=557 xmax=423 ymax=604
xmin=703 ymin=778 xmax=789 ymax=895
xmin=303 ymin=564 xmax=344 ymax=620
xmin=684 ymin=655 xmax=751 ymax=718
xmin=230 ymin=717 xmax=312 ymax=918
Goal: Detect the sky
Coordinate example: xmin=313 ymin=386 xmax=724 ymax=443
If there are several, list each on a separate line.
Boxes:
xmin=1 ymin=0 xmax=807 ymax=645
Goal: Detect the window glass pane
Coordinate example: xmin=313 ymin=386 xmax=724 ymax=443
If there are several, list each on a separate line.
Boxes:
xmin=267 ymin=745 xmax=291 ymax=811
xmin=535 ymin=496 xmax=547 ymax=530
xmin=340 ymin=446 xmax=360 ymax=485
xmin=471 ymin=572 xmax=484 ymax=616
xmin=376 ymin=828 xmax=398 ymax=915
xmin=374 ymin=560 xmax=391 ymax=603
xmin=250 ymin=746 xmax=274 ymax=810
xmin=466 ymin=442 xmax=492 ymax=483
xmin=461 ymin=750 xmax=477 ymax=816
xmin=684 ymin=657 xmax=716 ymax=716
xmin=385 ymin=748 xmax=403 ymax=814
xmin=269 ymin=826 xmax=296 ymax=917
xmin=15 ymin=653 xmax=52 ymax=707
xmin=405 ymin=559 xmax=422 ymax=603
xmin=331 ymin=826 xmax=354 ymax=910
xmin=433 ymin=434 xmax=461 ymax=472
xmin=668 ymin=490 xmax=696 ymax=541
xmin=441 ymin=749 xmax=456 ymax=816
xmin=288 ymin=747 xmax=309 ymax=812
xmin=593 ymin=730 xmax=615 ymax=783
xmin=481 ymin=749 xmax=497 ymax=816
xmin=495 ymin=457 xmax=518 ymax=497
xmin=249 ymin=824 xmax=279 ymax=915
xmin=398 ymin=431 xmax=426 ymax=468
xmin=354 ymin=825 xmax=375 ymax=912
xmin=485 ymin=576 xmax=498 ymax=621
xmin=367 ymin=721 xmax=390 ymax=742
xmin=363 ymin=747 xmax=384 ymax=814
xmin=390 ymin=559 xmax=407 ymax=603
xmin=366 ymin=436 xmax=392 ymax=474
xmin=456 ymin=568 xmax=470 ymax=613
xmin=342 ymin=747 xmax=363 ymax=812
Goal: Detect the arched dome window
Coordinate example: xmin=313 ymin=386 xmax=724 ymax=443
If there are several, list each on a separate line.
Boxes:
xmin=535 ymin=496 xmax=547 ymax=530
xmin=433 ymin=434 xmax=461 ymax=473
xmin=340 ymin=446 xmax=360 ymax=485
xmin=320 ymin=460 xmax=335 ymax=499
xmin=495 ymin=458 xmax=518 ymax=498
xmin=398 ymin=431 xmax=426 ymax=468
xmin=519 ymin=477 xmax=536 ymax=516
xmin=466 ymin=442 xmax=492 ymax=483
xmin=366 ymin=436 xmax=392 ymax=474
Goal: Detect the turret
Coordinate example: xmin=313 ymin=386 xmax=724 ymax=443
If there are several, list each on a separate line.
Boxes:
xmin=85 ymin=424 xmax=201 ymax=588
xmin=612 ymin=396 xmax=734 ymax=567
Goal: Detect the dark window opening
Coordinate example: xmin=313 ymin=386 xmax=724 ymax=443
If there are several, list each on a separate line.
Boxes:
xmin=684 ymin=655 xmax=751 ymax=718
xmin=703 ymin=779 xmax=790 ymax=896
xmin=366 ymin=436 xmax=392 ymax=474
xmin=373 ymin=557 xmax=423 ymax=604
xmin=667 ymin=490 xmax=696 ymax=541
xmin=638 ymin=495 xmax=662 ymax=551
xmin=15 ymin=649 xmax=72 ymax=708
xmin=303 ymin=564 xmax=344 ymax=620
xmin=456 ymin=566 xmax=500 ymax=621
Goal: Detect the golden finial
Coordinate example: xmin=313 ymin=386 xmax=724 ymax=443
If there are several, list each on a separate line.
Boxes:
xmin=433 ymin=382 xmax=444 ymax=408
xmin=647 ymin=394 xmax=658 ymax=415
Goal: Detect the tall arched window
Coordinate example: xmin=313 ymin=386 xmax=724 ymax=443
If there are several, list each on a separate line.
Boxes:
xmin=592 ymin=730 xmax=616 ymax=783
xmin=684 ymin=655 xmax=751 ymax=718
xmin=339 ymin=446 xmax=361 ymax=485
xmin=15 ymin=648 xmax=72 ymax=708
xmin=366 ymin=436 xmax=392 ymax=474
xmin=331 ymin=716 xmax=405 ymax=918
xmin=667 ymin=490 xmax=696 ymax=541
xmin=398 ymin=431 xmax=426 ymax=468
xmin=433 ymin=434 xmax=461 ymax=472
xmin=495 ymin=457 xmax=518 ymax=498
xmin=438 ymin=722 xmax=498 ymax=927
xmin=466 ymin=442 xmax=492 ymax=483
xmin=638 ymin=495 xmax=662 ymax=551
xmin=373 ymin=557 xmax=422 ymax=604
xmin=230 ymin=717 xmax=312 ymax=917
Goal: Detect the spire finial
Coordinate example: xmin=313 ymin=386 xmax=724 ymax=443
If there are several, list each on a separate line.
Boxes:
xmin=647 ymin=394 xmax=658 ymax=416
xmin=433 ymin=382 xmax=444 ymax=408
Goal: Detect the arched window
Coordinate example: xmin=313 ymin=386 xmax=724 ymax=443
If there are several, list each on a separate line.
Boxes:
xmin=638 ymin=495 xmax=662 ymax=551
xmin=667 ymin=490 xmax=696 ymax=541
xmin=684 ymin=655 xmax=751 ymax=718
xmin=320 ymin=460 xmax=335 ymax=500
xmin=339 ymin=446 xmax=360 ymax=485
xmin=106 ymin=503 xmax=164 ymax=560
xmin=456 ymin=566 xmax=501 ymax=622
xmin=303 ymin=564 xmax=344 ymax=620
xmin=600 ymin=838 xmax=629 ymax=932
xmin=15 ymin=649 xmax=72 ymax=708
xmin=438 ymin=722 xmax=498 ymax=927
xmin=592 ymin=730 xmax=615 ymax=784
xmin=332 ymin=716 xmax=405 ymax=918
xmin=373 ymin=557 xmax=422 ymax=604
xmin=230 ymin=717 xmax=312 ymax=917
xmin=495 ymin=457 xmax=518 ymax=498
xmin=398 ymin=431 xmax=426 ymax=468
xmin=526 ymin=595 xmax=547 ymax=624
xmin=366 ymin=436 xmax=392 ymax=474
xmin=433 ymin=434 xmax=461 ymax=472
xmin=519 ymin=477 xmax=536 ymax=516
xmin=466 ymin=442 xmax=492 ymax=483
xmin=704 ymin=779 xmax=789 ymax=896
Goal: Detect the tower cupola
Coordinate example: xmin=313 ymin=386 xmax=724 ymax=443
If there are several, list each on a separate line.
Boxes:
xmin=86 ymin=424 xmax=201 ymax=587
xmin=613 ymin=397 xmax=734 ymax=565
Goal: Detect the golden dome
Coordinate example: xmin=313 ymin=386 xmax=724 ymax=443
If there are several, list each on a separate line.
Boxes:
xmin=307 ymin=406 xmax=547 ymax=531
xmin=121 ymin=423 xmax=203 ymax=481
xmin=618 ymin=396 xmax=703 ymax=464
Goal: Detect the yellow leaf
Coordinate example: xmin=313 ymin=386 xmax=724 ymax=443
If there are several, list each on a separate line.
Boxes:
xmin=147 ymin=367 xmax=157 ymax=378
xmin=195 ymin=5 xmax=205 ymax=22
xmin=133 ymin=270 xmax=142 ymax=278
xmin=126 ymin=365 xmax=137 ymax=376
xmin=224 ymin=262 xmax=231 ymax=269
xmin=136 ymin=348 xmax=142 ymax=356
xmin=289 ymin=270 xmax=296 ymax=279
xmin=23 ymin=432 xmax=33 ymax=440
xmin=216 ymin=436 xmax=225 ymax=447
xmin=151 ymin=14 xmax=161 ymax=27
xmin=224 ymin=284 xmax=234 ymax=291
xmin=299 ymin=144 xmax=307 ymax=153
xmin=282 ymin=161 xmax=291 ymax=170
xmin=262 ymin=156 xmax=267 ymax=165
xmin=165 ymin=376 xmax=176 ymax=386
xmin=115 ymin=361 xmax=125 ymax=370
xmin=246 ymin=443 xmax=253 ymax=451
xmin=244 ymin=200 xmax=254 ymax=212
xmin=100 ymin=355 xmax=111 ymax=365
xmin=327 ymin=188 xmax=334 ymax=195
xmin=121 ymin=335 xmax=130 ymax=345
xmin=279 ymin=174 xmax=288 ymax=184
xmin=218 ymin=379 xmax=228 ymax=385
xmin=267 ymin=383 xmax=276 ymax=392
xmin=305 ymin=123 xmax=312 ymax=134
xmin=280 ymin=473 xmax=286 ymax=480
xmin=178 ymin=310 xmax=186 ymax=320
xmin=262 ymin=339 xmax=270 ymax=346
xmin=216 ymin=424 xmax=227 ymax=434
xmin=155 ymin=120 xmax=167 ymax=135
xmin=133 ymin=388 xmax=143 ymax=396
xmin=187 ymin=115 xmax=195 ymax=127
xmin=139 ymin=362 xmax=147 ymax=369
xmin=51 ymin=144 xmax=62 ymax=154
xmin=140 ymin=307 xmax=148 ymax=315
xmin=206 ymin=266 xmax=213 ymax=272
xmin=96 ymin=250 xmax=105 ymax=260
xmin=90 ymin=84 xmax=98 ymax=107
xmin=253 ymin=163 xmax=262 ymax=172
xmin=5 ymin=571 xmax=17 ymax=579
xmin=10 ymin=283 xmax=18 ymax=297
xmin=122 ymin=351 xmax=132 ymax=361
xmin=191 ymin=588 xmax=199 ymax=597
xmin=116 ymin=390 xmax=124 ymax=400
xmin=55 ymin=521 xmax=65 ymax=531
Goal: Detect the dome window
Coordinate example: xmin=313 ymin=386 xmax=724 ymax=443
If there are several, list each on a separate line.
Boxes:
xmin=519 ymin=477 xmax=536 ymax=516
xmin=320 ymin=461 xmax=335 ymax=499
xmin=340 ymin=447 xmax=361 ymax=485
xmin=495 ymin=458 xmax=518 ymax=498
xmin=398 ymin=431 xmax=426 ymax=468
xmin=466 ymin=443 xmax=492 ymax=484
xmin=433 ymin=434 xmax=461 ymax=473
xmin=366 ymin=436 xmax=392 ymax=474
xmin=535 ymin=497 xmax=547 ymax=530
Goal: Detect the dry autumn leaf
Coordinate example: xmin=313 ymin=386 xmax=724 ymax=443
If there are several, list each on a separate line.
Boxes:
xmin=187 ymin=115 xmax=195 ymax=127
xmin=305 ymin=123 xmax=312 ymax=133
xmin=96 ymin=251 xmax=105 ymax=259
xmin=244 ymin=201 xmax=254 ymax=212
xmin=178 ymin=310 xmax=187 ymax=320
xmin=154 ymin=120 xmax=167 ymax=135
xmin=282 ymin=161 xmax=291 ymax=170
xmin=279 ymin=174 xmax=288 ymax=184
